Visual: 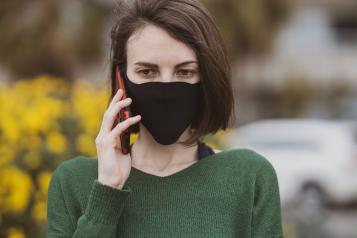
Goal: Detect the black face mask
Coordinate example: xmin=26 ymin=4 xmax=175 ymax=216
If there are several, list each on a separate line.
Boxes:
xmin=123 ymin=69 xmax=202 ymax=145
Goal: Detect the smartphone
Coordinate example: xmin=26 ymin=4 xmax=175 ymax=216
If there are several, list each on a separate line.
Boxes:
xmin=114 ymin=65 xmax=132 ymax=154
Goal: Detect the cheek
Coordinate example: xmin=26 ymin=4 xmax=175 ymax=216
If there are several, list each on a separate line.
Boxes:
xmin=126 ymin=69 xmax=144 ymax=84
xmin=192 ymin=74 xmax=201 ymax=84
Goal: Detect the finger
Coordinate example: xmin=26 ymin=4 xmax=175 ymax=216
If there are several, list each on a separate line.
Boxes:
xmin=108 ymin=97 xmax=132 ymax=117
xmin=102 ymin=98 xmax=132 ymax=132
xmin=111 ymin=115 xmax=141 ymax=137
xmin=99 ymin=97 xmax=131 ymax=133
xmin=108 ymin=89 xmax=124 ymax=109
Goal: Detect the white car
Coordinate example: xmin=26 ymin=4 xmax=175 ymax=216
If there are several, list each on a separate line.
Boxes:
xmin=226 ymin=118 xmax=357 ymax=208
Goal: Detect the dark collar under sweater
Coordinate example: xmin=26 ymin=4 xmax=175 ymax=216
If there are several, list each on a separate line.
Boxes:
xmin=128 ymin=141 xmax=215 ymax=160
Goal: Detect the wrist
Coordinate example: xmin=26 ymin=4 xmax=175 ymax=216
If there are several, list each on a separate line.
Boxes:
xmin=98 ymin=177 xmax=126 ymax=190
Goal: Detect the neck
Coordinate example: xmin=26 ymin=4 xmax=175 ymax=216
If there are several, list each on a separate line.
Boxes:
xmin=130 ymin=123 xmax=199 ymax=172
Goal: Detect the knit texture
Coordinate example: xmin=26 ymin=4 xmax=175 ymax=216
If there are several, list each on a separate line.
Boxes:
xmin=46 ymin=148 xmax=284 ymax=238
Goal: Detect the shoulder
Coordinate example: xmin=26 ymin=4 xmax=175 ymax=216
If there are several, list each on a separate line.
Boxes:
xmin=49 ymin=156 xmax=98 ymax=201
xmin=51 ymin=156 xmax=98 ymax=186
xmin=47 ymin=156 xmax=98 ymax=219
xmin=214 ymin=149 xmax=280 ymax=194
xmin=211 ymin=148 xmax=277 ymax=181
xmin=215 ymin=148 xmax=273 ymax=171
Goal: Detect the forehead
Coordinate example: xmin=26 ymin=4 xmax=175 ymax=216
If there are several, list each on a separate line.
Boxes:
xmin=126 ymin=24 xmax=197 ymax=63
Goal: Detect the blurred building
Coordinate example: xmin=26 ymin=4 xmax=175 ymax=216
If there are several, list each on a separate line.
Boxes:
xmin=235 ymin=0 xmax=357 ymax=122
xmin=239 ymin=0 xmax=357 ymax=88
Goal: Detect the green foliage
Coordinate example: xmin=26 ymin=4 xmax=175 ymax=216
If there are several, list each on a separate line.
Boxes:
xmin=0 ymin=0 xmax=292 ymax=79
xmin=0 ymin=0 xmax=108 ymax=79
xmin=202 ymin=0 xmax=292 ymax=59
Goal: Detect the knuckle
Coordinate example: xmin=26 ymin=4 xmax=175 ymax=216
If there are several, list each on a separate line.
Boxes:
xmin=116 ymin=123 xmax=125 ymax=132
xmin=115 ymin=102 xmax=123 ymax=110
xmin=95 ymin=134 xmax=107 ymax=146
xmin=106 ymin=136 xmax=117 ymax=148
xmin=118 ymin=100 xmax=128 ymax=108
xmin=96 ymin=136 xmax=112 ymax=148
xmin=123 ymin=119 xmax=131 ymax=127
xmin=95 ymin=138 xmax=102 ymax=146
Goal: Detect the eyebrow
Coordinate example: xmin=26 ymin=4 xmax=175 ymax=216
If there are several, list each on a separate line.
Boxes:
xmin=134 ymin=61 xmax=198 ymax=68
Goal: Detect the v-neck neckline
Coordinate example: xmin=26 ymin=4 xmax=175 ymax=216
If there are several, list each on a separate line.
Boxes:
xmin=128 ymin=142 xmax=218 ymax=181
xmin=129 ymin=152 xmax=218 ymax=181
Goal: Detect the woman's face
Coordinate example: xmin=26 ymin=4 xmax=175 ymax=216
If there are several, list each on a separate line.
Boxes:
xmin=126 ymin=24 xmax=200 ymax=84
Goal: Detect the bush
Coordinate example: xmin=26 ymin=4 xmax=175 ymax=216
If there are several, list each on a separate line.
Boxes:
xmin=0 ymin=75 xmax=228 ymax=237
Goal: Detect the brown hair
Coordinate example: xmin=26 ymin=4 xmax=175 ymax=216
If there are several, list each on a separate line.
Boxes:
xmin=108 ymin=0 xmax=235 ymax=146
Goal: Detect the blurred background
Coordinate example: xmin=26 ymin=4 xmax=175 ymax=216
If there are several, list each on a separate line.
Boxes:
xmin=0 ymin=0 xmax=356 ymax=237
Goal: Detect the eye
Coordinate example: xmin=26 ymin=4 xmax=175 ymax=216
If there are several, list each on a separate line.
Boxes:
xmin=138 ymin=69 xmax=157 ymax=78
xmin=177 ymin=69 xmax=196 ymax=78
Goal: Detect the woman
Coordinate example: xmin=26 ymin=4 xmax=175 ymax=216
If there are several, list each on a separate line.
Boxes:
xmin=46 ymin=0 xmax=284 ymax=237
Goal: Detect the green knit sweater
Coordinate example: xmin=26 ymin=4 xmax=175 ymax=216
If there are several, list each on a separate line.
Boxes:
xmin=46 ymin=149 xmax=284 ymax=238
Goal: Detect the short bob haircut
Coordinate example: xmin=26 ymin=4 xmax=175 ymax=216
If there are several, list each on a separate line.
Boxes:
xmin=108 ymin=0 xmax=235 ymax=146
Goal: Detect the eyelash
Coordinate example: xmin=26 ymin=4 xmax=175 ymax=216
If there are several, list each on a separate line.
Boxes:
xmin=138 ymin=69 xmax=197 ymax=79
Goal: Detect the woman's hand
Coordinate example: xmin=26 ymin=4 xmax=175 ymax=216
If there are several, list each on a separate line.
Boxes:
xmin=95 ymin=89 xmax=141 ymax=189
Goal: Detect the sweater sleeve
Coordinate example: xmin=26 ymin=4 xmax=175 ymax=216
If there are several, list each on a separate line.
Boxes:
xmin=46 ymin=167 xmax=131 ymax=238
xmin=251 ymin=156 xmax=284 ymax=238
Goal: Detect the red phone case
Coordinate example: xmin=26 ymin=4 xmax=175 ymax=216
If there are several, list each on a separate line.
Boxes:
xmin=115 ymin=66 xmax=131 ymax=154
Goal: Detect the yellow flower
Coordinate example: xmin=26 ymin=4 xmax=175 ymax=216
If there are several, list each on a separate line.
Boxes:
xmin=71 ymin=80 xmax=109 ymax=134
xmin=130 ymin=133 xmax=139 ymax=145
xmin=6 ymin=227 xmax=25 ymax=238
xmin=0 ymin=114 xmax=20 ymax=146
xmin=0 ymin=166 xmax=33 ymax=213
xmin=0 ymin=76 xmax=121 ymax=236
xmin=13 ymin=77 xmax=67 ymax=134
xmin=46 ymin=131 xmax=67 ymax=154
xmin=22 ymin=151 xmax=41 ymax=170
xmin=203 ymin=140 xmax=220 ymax=150
xmin=0 ymin=76 xmax=69 ymax=154
xmin=32 ymin=200 xmax=47 ymax=222
xmin=37 ymin=171 xmax=52 ymax=195
xmin=0 ymin=146 xmax=16 ymax=167
xmin=19 ymin=134 xmax=41 ymax=151
xmin=76 ymin=133 xmax=97 ymax=156
xmin=20 ymin=97 xmax=66 ymax=134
